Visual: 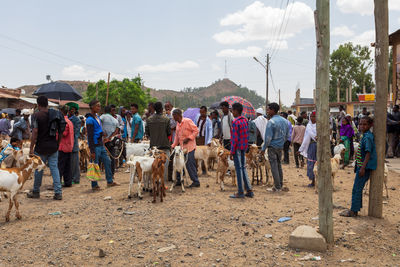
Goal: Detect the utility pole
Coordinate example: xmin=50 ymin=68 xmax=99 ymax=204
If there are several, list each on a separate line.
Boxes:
xmin=369 ymin=0 xmax=388 ymax=218
xmin=315 ymin=0 xmax=333 ymax=243
xmin=253 ymin=54 xmax=269 ymax=111
xmin=266 ymin=54 xmax=269 ymax=109
xmin=105 ymin=72 xmax=110 ymax=106
xmin=278 ymin=89 xmax=281 ymax=110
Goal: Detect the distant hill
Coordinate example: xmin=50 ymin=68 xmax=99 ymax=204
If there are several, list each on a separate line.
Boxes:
xmin=150 ymin=78 xmax=266 ymax=110
xmin=17 ymin=80 xmax=90 ymax=97
xmin=15 ymin=78 xmax=265 ymax=110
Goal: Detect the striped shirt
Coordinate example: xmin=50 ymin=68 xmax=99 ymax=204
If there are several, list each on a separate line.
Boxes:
xmin=230 ymin=116 xmax=249 ymax=154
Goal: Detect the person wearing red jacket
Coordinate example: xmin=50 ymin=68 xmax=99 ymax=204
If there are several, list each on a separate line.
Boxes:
xmin=58 ymin=105 xmax=74 ymax=187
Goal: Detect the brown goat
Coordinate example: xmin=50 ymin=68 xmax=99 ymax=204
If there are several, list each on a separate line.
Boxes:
xmin=151 ymin=152 xmax=167 ymax=203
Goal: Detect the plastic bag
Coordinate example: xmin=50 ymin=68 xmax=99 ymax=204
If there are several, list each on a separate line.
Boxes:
xmin=86 ymin=162 xmax=101 ymax=181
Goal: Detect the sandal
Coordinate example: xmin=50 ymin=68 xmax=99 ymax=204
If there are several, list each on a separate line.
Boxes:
xmin=245 ymin=191 xmax=254 ymax=198
xmin=92 ymin=186 xmax=102 ymax=191
xmin=229 ymin=193 xmax=245 ymax=199
xmin=307 ymin=183 xmax=315 ymax=188
xmin=339 ymin=210 xmax=358 ymax=217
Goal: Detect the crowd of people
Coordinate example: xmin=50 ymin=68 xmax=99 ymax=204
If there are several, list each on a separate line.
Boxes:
xmin=0 ymin=96 xmax=381 ymax=217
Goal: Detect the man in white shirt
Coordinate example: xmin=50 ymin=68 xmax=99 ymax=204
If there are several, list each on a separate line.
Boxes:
xmin=194 ymin=106 xmax=213 ymax=146
xmin=100 ymin=105 xmax=119 ymax=175
xmin=220 ymin=101 xmax=233 ymax=150
xmin=253 ymin=108 xmax=268 ymax=146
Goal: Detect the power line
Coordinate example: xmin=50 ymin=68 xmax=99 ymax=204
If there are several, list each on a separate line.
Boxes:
xmin=272 ymin=0 xmax=295 ymax=59
xmin=270 ymin=0 xmax=291 ymax=59
xmin=267 ymin=0 xmax=285 ymax=55
xmin=0 ymin=43 xmax=69 ymax=68
xmin=0 ymin=33 xmax=108 ymax=71
xmin=269 ymin=66 xmax=279 ymax=95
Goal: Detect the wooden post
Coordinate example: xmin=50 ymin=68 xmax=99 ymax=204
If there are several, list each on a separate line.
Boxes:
xmin=266 ymin=54 xmax=270 ymax=110
xmin=369 ymin=0 xmax=388 ymax=218
xmin=278 ymin=89 xmax=281 ymax=110
xmin=336 ymin=80 xmax=340 ymax=102
xmin=315 ymin=1 xmax=334 ymax=244
xmin=105 ymin=72 xmax=110 ymax=106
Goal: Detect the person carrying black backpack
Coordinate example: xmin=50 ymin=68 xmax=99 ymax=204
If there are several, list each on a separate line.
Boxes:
xmin=27 ymin=96 xmax=65 ymax=200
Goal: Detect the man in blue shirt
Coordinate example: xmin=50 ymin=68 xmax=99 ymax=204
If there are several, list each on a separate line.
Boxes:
xmin=86 ymin=100 xmax=119 ymax=191
xmin=261 ymin=103 xmax=289 ymax=191
xmin=130 ymin=103 xmax=144 ymax=143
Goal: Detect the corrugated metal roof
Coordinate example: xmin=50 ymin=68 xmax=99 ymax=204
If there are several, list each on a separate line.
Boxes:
xmin=20 ymin=97 xmax=58 ymax=107
xmin=0 ymin=92 xmax=19 ymax=99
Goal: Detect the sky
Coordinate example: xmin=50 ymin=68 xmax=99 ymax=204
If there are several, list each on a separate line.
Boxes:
xmin=1 ymin=0 xmax=400 ymax=107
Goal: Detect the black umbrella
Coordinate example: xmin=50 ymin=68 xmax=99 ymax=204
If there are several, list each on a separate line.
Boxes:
xmin=209 ymin=101 xmax=221 ymax=110
xmin=33 ymin=82 xmax=82 ymax=101
xmin=1 ymin=108 xmax=16 ymax=115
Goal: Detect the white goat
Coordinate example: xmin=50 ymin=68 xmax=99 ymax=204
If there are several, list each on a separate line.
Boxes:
xmin=169 ymin=146 xmax=188 ymax=192
xmin=127 ymin=154 xmax=155 ymax=199
xmin=0 ymin=155 xmax=45 ymax=221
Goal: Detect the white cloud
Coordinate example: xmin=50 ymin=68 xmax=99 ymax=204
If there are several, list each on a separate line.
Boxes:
xmin=61 ymin=65 xmax=125 ymax=81
xmin=135 ymin=60 xmax=199 ymax=73
xmin=213 ymin=1 xmax=314 ymax=45
xmin=337 ymin=0 xmax=400 ymax=16
xmin=216 ymin=46 xmax=262 ymax=58
xmin=348 ymin=30 xmax=375 ymax=46
xmin=398 ymin=17 xmax=400 ymax=25
xmin=266 ymin=40 xmax=288 ymax=50
xmin=211 ymin=64 xmax=222 ymax=71
xmin=332 ymin=26 xmax=355 ymax=37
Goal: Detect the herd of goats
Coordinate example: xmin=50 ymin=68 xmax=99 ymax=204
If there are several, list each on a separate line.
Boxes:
xmin=0 ymin=137 xmax=390 ymax=222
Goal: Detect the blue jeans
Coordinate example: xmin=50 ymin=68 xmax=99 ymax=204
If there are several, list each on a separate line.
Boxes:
xmin=33 ymin=151 xmax=62 ymax=194
xmin=351 ymin=167 xmax=371 ymax=212
xmin=91 ymin=146 xmax=114 ymax=188
xmin=186 ymin=150 xmax=199 ymax=184
xmin=233 ymin=150 xmax=252 ymax=194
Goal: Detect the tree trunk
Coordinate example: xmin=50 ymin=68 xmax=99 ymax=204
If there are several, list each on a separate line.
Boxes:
xmin=315 ymin=0 xmax=334 ymax=243
xmin=369 ymin=0 xmax=388 ymax=218
xmin=346 ymin=87 xmax=349 ymax=103
xmin=337 ymin=80 xmax=340 ymax=102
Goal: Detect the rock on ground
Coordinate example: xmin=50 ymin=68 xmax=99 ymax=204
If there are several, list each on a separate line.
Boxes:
xmin=289 ymin=225 xmax=327 ymax=252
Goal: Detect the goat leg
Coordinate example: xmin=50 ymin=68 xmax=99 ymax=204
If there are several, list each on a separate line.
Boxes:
xmin=251 ymin=168 xmax=255 ymax=185
xmin=13 ymin=194 xmax=21 ymax=220
xmin=152 ymin=175 xmax=157 ymax=203
xmin=170 ymin=170 xmax=176 ymax=192
xmin=5 ymin=197 xmax=13 ymax=222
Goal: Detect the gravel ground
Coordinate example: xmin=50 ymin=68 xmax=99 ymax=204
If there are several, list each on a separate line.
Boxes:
xmin=0 ymin=159 xmax=400 ymax=266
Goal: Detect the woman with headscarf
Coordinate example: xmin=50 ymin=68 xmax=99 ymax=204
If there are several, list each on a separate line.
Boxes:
xmin=298 ymin=111 xmax=317 ymax=187
xmin=340 ymin=116 xmax=354 ymax=166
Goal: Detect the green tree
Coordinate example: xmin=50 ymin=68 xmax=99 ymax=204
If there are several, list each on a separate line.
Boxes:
xmin=84 ymin=76 xmax=156 ymax=113
xmin=329 ymin=43 xmax=374 ymax=102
